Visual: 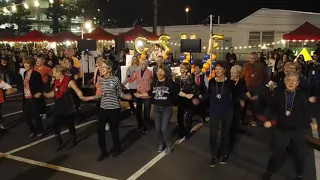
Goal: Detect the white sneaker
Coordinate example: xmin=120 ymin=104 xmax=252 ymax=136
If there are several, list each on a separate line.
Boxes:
xmin=105 ymin=123 xmax=110 ymax=131
xmin=0 ymin=124 xmax=5 ymax=130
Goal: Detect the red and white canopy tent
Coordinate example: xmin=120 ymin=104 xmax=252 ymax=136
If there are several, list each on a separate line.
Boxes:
xmin=84 ymin=27 xmax=115 ymax=50
xmin=118 ymin=25 xmax=159 ymax=42
xmin=84 ymin=27 xmax=115 ymax=41
xmin=13 ymin=30 xmax=49 ymax=42
xmin=283 ymin=21 xmax=320 ymax=41
xmin=0 ymin=31 xmax=17 ymax=42
xmin=48 ymin=31 xmax=81 ymax=48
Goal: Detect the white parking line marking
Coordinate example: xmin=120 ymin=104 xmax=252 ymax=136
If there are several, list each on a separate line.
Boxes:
xmin=5 ymin=119 xmax=97 ymax=155
xmin=4 ymin=154 xmax=118 ymax=180
xmin=126 ymin=123 xmax=204 ymax=180
xmin=3 ymin=103 xmax=55 ymax=117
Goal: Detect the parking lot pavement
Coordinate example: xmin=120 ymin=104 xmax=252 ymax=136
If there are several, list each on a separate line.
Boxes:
xmin=0 ymin=100 xmax=319 ymax=180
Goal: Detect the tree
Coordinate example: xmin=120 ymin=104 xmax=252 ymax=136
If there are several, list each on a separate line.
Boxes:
xmin=78 ymin=0 xmax=118 ymax=28
xmin=46 ymin=0 xmax=82 ymax=33
xmin=45 ymin=0 xmax=63 ymax=34
xmin=60 ymin=2 xmax=82 ymax=31
xmin=0 ymin=0 xmax=32 ymax=35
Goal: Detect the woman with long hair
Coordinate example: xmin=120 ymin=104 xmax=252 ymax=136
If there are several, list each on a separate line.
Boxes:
xmin=43 ymin=65 xmax=84 ymax=151
xmin=125 ymin=56 xmax=140 ymax=113
xmin=83 ymin=60 xmax=132 ymax=161
xmin=150 ymin=66 xmax=179 ymax=154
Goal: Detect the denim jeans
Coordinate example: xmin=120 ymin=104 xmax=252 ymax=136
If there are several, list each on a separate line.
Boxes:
xmin=154 ymin=105 xmax=173 ymax=145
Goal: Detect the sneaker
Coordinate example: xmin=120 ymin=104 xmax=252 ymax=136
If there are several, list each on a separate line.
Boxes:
xmin=42 ymin=114 xmax=47 ymax=120
xmin=209 ymin=157 xmax=217 ymax=167
xmin=262 ymin=172 xmax=272 ymax=180
xmin=220 ymin=155 xmax=228 ymax=164
xmin=105 ymin=123 xmax=110 ymax=131
xmin=28 ymin=133 xmax=37 ymax=139
xmin=142 ymin=127 xmax=148 ymax=134
xmin=0 ymin=124 xmax=5 ymax=130
xmin=157 ymin=144 xmax=165 ymax=152
xmin=37 ymin=133 xmax=44 ymax=138
xmin=165 ymin=146 xmax=172 ymax=154
xmin=97 ymin=153 xmax=108 ymax=161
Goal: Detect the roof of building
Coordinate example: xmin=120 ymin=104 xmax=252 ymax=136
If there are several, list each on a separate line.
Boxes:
xmin=237 ymin=8 xmax=320 ymax=24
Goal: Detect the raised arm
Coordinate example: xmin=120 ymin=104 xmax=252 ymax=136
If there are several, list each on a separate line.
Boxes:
xmin=68 ymin=80 xmax=84 ymax=100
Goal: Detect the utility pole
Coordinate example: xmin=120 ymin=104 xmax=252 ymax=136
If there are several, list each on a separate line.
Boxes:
xmin=153 ymin=0 xmax=157 ymax=34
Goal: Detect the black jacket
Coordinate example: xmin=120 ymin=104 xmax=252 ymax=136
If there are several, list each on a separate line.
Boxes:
xmin=22 ymin=70 xmax=44 ymax=110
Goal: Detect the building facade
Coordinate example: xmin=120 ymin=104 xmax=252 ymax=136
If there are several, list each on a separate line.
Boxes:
xmin=106 ymin=8 xmax=320 ymax=59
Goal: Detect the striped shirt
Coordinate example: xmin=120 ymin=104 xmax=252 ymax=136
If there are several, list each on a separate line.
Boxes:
xmin=100 ymin=76 xmax=123 ymax=109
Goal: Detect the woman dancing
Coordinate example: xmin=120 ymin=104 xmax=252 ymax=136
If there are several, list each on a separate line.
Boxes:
xmin=23 ymin=56 xmax=45 ymax=139
xmin=0 ymin=79 xmax=17 ymax=129
xmin=262 ymin=72 xmax=317 ymax=180
xmin=43 ymin=65 xmax=84 ymax=151
xmin=150 ymin=66 xmax=179 ymax=154
xmin=83 ymin=60 xmax=132 ymax=161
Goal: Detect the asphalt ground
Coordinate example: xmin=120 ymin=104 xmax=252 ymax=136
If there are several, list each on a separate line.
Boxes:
xmin=0 ymin=96 xmax=319 ymax=180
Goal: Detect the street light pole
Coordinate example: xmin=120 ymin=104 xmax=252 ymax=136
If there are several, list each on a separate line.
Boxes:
xmin=185 ymin=7 xmax=189 ymax=24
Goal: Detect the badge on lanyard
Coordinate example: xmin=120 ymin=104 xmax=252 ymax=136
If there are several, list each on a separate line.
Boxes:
xmin=312 ymin=70 xmax=316 ymax=75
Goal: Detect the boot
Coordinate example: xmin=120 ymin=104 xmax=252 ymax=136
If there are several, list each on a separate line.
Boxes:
xmin=55 ymin=136 xmax=63 ymax=151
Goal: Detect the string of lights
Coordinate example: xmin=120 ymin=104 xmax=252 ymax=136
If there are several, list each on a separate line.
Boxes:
xmin=1 ymin=0 xmax=43 ymax=14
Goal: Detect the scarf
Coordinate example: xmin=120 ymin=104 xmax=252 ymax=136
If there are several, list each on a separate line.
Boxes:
xmin=54 ymin=76 xmax=71 ymax=99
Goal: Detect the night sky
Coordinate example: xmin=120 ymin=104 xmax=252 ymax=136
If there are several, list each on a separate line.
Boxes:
xmin=109 ymin=0 xmax=320 ymax=27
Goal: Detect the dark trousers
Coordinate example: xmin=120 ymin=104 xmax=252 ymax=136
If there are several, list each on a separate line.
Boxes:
xmin=177 ymin=103 xmax=195 ymax=137
xmin=128 ymin=89 xmax=136 ymax=112
xmin=154 ymin=105 xmax=173 ymax=145
xmin=53 ymin=114 xmax=76 ymax=139
xmin=196 ymin=98 xmax=209 ymax=120
xmin=97 ymin=108 xmax=121 ymax=154
xmin=266 ymin=129 xmax=306 ymax=176
xmin=24 ymin=99 xmax=44 ymax=134
xmin=135 ymin=98 xmax=151 ymax=129
xmin=210 ymin=110 xmax=233 ymax=158
xmin=229 ymin=104 xmax=242 ymax=148
xmin=242 ymin=86 xmax=262 ymax=123
xmin=0 ymin=103 xmax=4 ymax=124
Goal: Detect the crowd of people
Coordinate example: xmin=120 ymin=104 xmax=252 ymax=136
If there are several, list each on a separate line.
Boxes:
xmin=0 ymin=42 xmax=320 ymax=180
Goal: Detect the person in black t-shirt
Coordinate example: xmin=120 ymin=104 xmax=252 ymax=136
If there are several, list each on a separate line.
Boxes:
xmin=262 ymin=72 xmax=318 ymax=180
xmin=150 ymin=66 xmax=179 ymax=154
xmin=229 ymin=65 xmax=256 ymax=150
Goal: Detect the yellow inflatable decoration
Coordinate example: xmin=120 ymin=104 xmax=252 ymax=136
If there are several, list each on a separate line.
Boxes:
xmin=294 ymin=48 xmax=312 ymax=61
xmin=134 ymin=35 xmax=171 ymax=60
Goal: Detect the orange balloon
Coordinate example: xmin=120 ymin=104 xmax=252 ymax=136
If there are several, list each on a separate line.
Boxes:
xmin=163 ymin=53 xmax=168 ymax=60
xmin=211 ymin=54 xmax=216 ymax=60
xmin=140 ymin=53 xmax=146 ymax=60
xmin=183 ymin=59 xmax=190 ymax=63
xmin=211 ymin=70 xmax=215 ymax=78
xmin=191 ymin=67 xmax=195 ymax=73
xmin=203 ymin=63 xmax=210 ymax=69
xmin=202 ymin=68 xmax=207 ymax=73
xmin=206 ymin=59 xmax=211 ymax=64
